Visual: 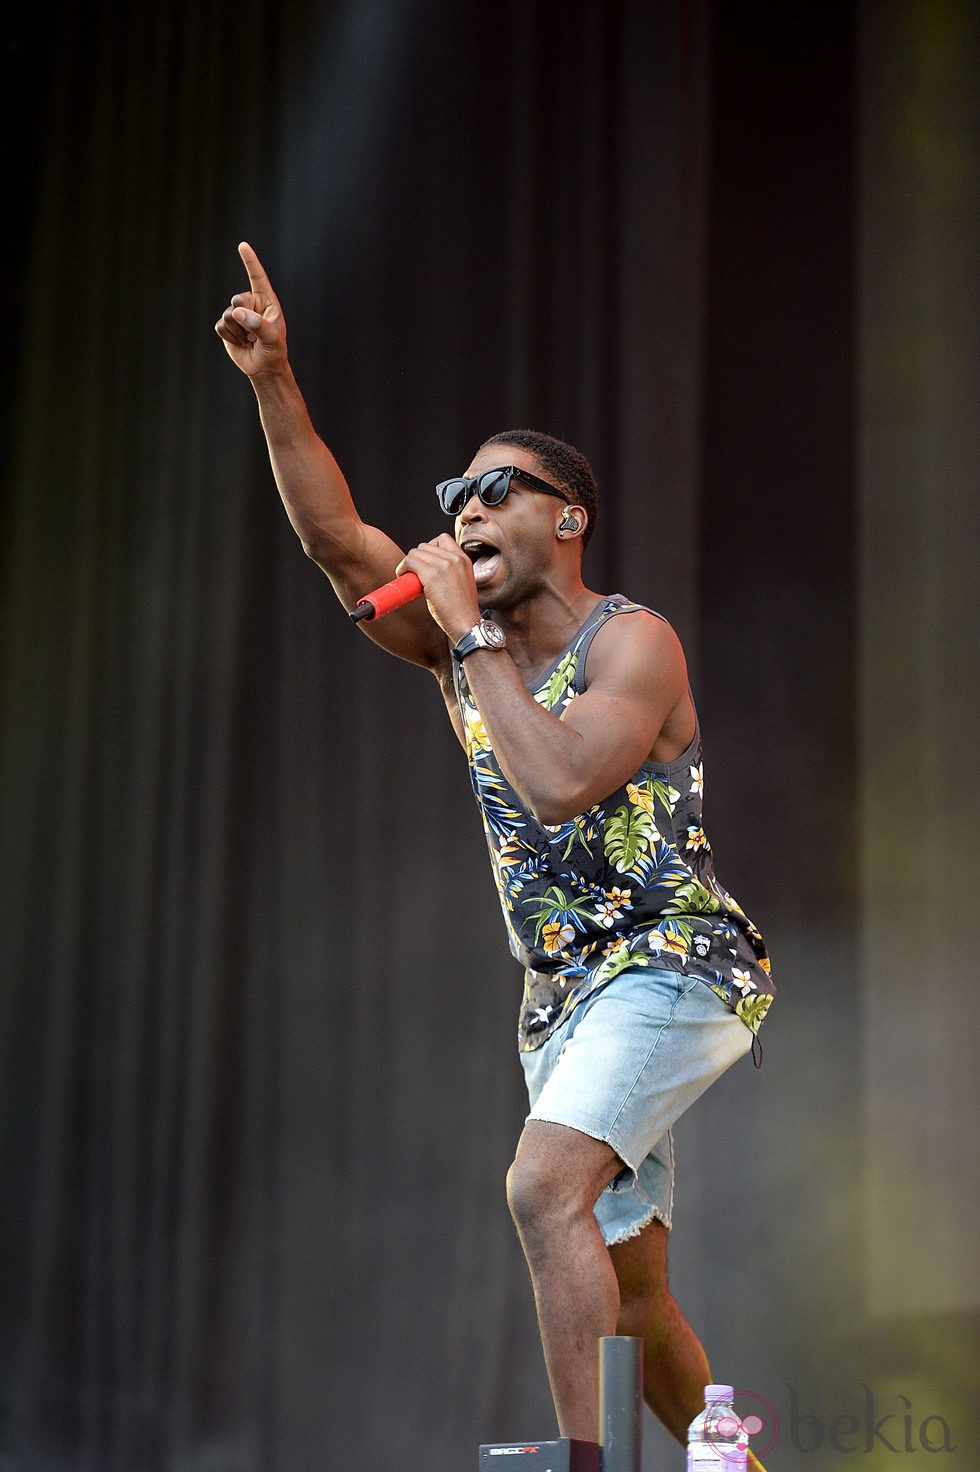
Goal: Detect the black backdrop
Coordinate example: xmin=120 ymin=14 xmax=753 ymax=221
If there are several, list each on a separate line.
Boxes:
xmin=2 ymin=3 xmax=975 ymax=1470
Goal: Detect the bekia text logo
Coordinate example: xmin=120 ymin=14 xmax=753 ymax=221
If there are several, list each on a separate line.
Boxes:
xmin=785 ymin=1384 xmax=956 ymax=1455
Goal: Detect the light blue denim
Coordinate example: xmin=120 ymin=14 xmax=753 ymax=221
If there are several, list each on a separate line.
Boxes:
xmin=519 ymin=967 xmax=753 ymax=1245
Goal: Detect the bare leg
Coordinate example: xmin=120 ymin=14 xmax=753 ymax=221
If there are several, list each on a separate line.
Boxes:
xmin=611 ymin=1220 xmax=769 ymax=1470
xmin=506 ymin=1119 xmax=625 ymax=1440
xmin=610 ymin=1218 xmax=708 ymax=1441
xmin=508 ymin=1124 xmax=769 ymax=1467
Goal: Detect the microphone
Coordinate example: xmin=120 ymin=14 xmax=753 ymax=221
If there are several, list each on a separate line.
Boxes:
xmin=349 ymin=570 xmax=423 ymax=623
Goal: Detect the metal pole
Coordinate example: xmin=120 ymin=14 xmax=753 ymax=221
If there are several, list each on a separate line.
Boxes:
xmin=599 ymin=1335 xmax=643 ymax=1472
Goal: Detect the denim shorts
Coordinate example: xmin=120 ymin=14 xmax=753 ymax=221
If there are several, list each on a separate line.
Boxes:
xmin=519 ymin=967 xmax=753 ymax=1246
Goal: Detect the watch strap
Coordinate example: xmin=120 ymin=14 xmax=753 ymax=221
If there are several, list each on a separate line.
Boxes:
xmin=452 ymin=619 xmax=505 ymax=663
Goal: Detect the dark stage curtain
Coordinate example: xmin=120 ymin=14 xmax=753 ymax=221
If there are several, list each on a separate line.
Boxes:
xmin=1 ymin=3 xmax=904 ymax=1470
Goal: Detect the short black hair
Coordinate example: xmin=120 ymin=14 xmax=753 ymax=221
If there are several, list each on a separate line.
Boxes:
xmin=479 ymin=429 xmax=599 ymax=548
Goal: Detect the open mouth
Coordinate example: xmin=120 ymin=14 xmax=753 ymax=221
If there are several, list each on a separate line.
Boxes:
xmin=461 ymin=538 xmax=502 ymax=586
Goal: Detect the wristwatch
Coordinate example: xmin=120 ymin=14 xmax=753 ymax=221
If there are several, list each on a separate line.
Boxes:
xmin=452 ymin=618 xmax=507 ymax=663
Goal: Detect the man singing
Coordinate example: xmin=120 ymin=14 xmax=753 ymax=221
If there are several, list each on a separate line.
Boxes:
xmin=216 ymin=242 xmax=774 ymax=1468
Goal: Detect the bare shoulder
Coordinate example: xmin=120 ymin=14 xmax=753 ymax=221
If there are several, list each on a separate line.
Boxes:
xmin=584 ymin=605 xmax=688 ymax=690
xmin=580 ymin=606 xmax=694 ymax=761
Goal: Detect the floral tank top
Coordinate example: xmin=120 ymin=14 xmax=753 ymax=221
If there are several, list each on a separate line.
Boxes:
xmin=454 ymin=595 xmax=775 ymax=1051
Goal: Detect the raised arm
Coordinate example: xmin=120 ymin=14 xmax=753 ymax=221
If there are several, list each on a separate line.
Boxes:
xmin=215 ymin=242 xmax=447 ymax=671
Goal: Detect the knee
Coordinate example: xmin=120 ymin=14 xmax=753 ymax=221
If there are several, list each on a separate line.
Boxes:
xmin=506 ymin=1152 xmax=548 ymax=1235
xmin=506 ymin=1150 xmax=575 ymax=1243
xmin=506 ymin=1122 xmax=619 ymax=1248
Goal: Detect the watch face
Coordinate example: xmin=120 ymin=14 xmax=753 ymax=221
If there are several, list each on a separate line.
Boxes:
xmin=480 ymin=620 xmax=506 ymax=649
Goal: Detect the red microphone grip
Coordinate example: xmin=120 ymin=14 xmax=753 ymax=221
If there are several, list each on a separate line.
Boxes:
xmin=349 ymin=570 xmax=424 ymax=623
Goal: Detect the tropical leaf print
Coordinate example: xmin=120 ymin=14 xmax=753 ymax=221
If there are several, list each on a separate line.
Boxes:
xmin=469 ymin=752 xmax=526 ymax=841
xmin=650 ymin=849 xmax=696 ymax=890
xmin=603 ymin=802 xmax=658 ymax=876
xmin=647 ymin=776 xmax=681 ymax=815
xmin=496 ymin=834 xmax=538 ymax=871
xmin=660 ymin=875 xmax=721 ymax=917
xmin=521 ymin=884 xmax=596 ymax=947
xmin=549 ymin=810 xmax=601 ymax=861
xmin=494 ymin=845 xmax=541 ymax=915
xmin=708 ymin=875 xmax=747 ymax=917
xmin=535 ymin=649 xmax=579 ymax=710
xmin=736 ymin=991 xmax=772 ymax=1031
xmin=456 ymin=596 xmax=774 ymax=1050
xmin=591 ymin=939 xmax=649 ymax=985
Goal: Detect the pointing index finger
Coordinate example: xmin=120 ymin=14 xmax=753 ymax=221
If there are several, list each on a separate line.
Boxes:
xmin=238 ymin=240 xmax=272 ymax=295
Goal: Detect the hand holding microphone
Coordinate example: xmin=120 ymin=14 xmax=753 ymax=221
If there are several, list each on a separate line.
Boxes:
xmin=349 ymin=534 xmax=480 ymax=629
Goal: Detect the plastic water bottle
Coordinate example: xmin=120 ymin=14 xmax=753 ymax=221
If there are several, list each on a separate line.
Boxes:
xmin=686 ymin=1384 xmax=748 ymax=1469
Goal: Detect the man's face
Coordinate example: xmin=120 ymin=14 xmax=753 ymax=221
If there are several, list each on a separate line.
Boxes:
xmin=455 ymin=446 xmax=568 ymax=610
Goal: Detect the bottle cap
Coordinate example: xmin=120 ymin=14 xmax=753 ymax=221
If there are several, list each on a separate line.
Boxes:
xmin=705 ymin=1384 xmax=733 ymax=1401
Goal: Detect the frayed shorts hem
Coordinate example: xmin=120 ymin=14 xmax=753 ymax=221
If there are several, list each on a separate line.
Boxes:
xmin=605 ymin=1199 xmax=672 ymax=1246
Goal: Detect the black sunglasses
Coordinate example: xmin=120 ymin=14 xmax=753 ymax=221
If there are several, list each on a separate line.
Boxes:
xmin=435 ymin=465 xmax=569 ymax=517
